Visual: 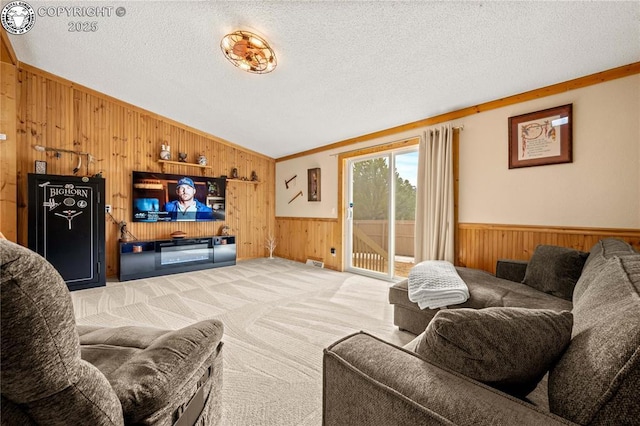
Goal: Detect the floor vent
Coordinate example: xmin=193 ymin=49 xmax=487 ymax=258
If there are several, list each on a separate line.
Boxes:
xmin=306 ymin=259 xmax=324 ymax=268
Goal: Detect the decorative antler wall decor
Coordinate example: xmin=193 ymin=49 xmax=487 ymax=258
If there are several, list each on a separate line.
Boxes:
xmin=33 ymin=145 xmax=95 ymax=175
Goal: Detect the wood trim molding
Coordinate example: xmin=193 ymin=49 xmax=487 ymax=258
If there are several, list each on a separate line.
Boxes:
xmin=276 ymin=61 xmax=640 ymax=162
xmin=275 ymin=216 xmax=338 ymax=222
xmin=336 ymin=137 xmax=419 ymax=159
xmin=458 ymin=223 xmax=640 ymax=237
xmin=1 ymin=29 xmax=18 ymax=65
xmin=452 ymin=129 xmax=460 ymax=265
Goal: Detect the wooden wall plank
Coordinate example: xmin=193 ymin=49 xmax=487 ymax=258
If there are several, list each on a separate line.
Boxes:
xmin=0 ymin=62 xmax=17 ymax=241
xmin=274 ymin=217 xmax=340 ymax=270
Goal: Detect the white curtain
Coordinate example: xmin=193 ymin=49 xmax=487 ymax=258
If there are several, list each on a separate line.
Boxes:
xmin=415 ymin=124 xmax=454 ymax=263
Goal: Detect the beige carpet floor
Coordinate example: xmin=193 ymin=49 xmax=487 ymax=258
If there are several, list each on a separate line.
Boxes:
xmin=71 ymin=257 xmax=414 ymax=425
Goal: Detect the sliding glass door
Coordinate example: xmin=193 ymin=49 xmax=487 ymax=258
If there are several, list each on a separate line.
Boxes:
xmin=348 ymin=155 xmax=391 ymax=275
xmin=345 ymin=147 xmax=418 ymax=280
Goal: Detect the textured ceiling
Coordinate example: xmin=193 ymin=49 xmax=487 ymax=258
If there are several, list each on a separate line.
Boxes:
xmin=7 ymin=1 xmax=640 ymax=158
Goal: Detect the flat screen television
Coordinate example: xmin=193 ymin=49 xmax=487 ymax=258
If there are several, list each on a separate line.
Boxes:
xmin=131 ymin=171 xmax=226 ymax=222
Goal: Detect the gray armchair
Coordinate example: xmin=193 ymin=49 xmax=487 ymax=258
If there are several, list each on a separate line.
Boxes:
xmin=1 ymin=240 xmax=224 ymax=425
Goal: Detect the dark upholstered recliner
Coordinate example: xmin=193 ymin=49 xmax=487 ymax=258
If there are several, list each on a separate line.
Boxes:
xmin=0 ymin=240 xmax=224 ymax=425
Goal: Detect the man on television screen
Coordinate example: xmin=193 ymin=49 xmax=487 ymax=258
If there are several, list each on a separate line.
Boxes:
xmin=164 ymin=177 xmax=213 ymax=221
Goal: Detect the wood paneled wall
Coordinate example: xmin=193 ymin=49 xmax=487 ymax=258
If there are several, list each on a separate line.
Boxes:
xmin=0 ymin=62 xmax=17 ymax=242
xmin=15 ymin=66 xmax=275 ymax=277
xmin=0 ymin=31 xmax=17 ymax=241
xmin=457 ymin=223 xmax=640 ymax=274
xmin=275 ymin=217 xmax=340 ymax=270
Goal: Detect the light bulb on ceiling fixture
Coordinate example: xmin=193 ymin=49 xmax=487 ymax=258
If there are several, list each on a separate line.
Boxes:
xmin=248 ymin=36 xmax=264 ymax=48
xmin=220 ymin=30 xmax=277 ymax=74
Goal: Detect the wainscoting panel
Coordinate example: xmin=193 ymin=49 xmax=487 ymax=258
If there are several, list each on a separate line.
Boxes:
xmin=457 ymin=223 xmax=640 ymax=274
xmin=275 ymin=217 xmax=341 ymax=270
xmin=273 ymin=220 xmax=640 ymax=275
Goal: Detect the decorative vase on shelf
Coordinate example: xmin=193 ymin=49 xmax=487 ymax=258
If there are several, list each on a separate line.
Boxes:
xmin=178 ymin=152 xmax=187 ymax=162
xmin=160 ymin=144 xmax=171 ymax=160
xmin=198 ymin=154 xmax=208 ymax=166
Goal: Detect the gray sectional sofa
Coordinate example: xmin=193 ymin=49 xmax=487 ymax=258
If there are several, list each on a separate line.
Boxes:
xmin=323 ymin=238 xmax=640 ymax=425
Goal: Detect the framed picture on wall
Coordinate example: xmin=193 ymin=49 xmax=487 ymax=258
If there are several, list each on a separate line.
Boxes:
xmin=508 ymin=104 xmax=573 ymax=169
xmin=35 ymin=160 xmax=47 ymax=174
xmin=307 ymin=168 xmax=321 ymax=201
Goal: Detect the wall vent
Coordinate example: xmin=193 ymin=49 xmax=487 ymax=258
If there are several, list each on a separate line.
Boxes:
xmin=306 ymin=259 xmax=324 ymax=268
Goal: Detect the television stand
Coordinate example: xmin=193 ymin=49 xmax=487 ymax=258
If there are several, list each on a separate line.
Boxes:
xmin=119 ymin=236 xmax=236 ymax=281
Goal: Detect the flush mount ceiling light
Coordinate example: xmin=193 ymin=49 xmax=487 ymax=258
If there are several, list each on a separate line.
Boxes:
xmin=220 ymin=30 xmax=277 ymax=74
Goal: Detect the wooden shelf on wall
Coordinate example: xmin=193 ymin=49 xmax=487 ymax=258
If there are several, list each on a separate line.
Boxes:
xmin=158 ymin=159 xmax=212 ymax=174
xmin=156 ymin=161 xmax=260 ymax=185
xmin=226 ymin=178 xmax=260 ymax=186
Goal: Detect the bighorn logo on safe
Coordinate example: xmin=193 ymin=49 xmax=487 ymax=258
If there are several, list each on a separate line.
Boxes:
xmin=49 ymin=185 xmax=89 ymax=199
xmin=1 ymin=1 xmax=36 ymax=35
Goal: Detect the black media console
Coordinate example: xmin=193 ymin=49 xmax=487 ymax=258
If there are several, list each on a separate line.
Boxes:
xmin=119 ymin=236 xmax=236 ymax=281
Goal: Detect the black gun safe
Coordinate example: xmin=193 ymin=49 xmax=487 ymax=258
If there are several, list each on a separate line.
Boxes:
xmin=28 ymin=174 xmax=106 ymax=290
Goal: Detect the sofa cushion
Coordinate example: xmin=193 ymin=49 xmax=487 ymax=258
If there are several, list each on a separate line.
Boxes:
xmin=549 ymin=254 xmax=640 ymax=425
xmin=573 ymin=238 xmax=638 ymax=303
xmin=389 ymin=268 xmax=572 ymax=335
xmin=456 ymin=268 xmax=573 ymax=311
xmin=390 ymin=269 xmax=573 ymax=312
xmin=414 ymin=307 xmax=573 ymax=397
xmin=522 ymin=245 xmax=588 ymax=301
xmin=582 ymin=238 xmax=637 ymax=270
xmin=80 ymin=320 xmax=224 ymax=424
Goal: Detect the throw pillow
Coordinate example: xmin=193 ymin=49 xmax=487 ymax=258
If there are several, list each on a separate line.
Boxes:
xmin=522 ymin=245 xmax=589 ymax=300
xmin=415 ymin=307 xmax=573 ymax=397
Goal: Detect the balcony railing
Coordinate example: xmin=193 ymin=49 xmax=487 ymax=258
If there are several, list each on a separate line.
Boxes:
xmin=352 ymin=226 xmax=388 ymax=272
xmin=351 ymin=220 xmax=415 ymax=275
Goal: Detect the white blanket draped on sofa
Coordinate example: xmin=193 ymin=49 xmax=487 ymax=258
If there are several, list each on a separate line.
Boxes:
xmin=408 ymin=260 xmax=469 ymax=309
